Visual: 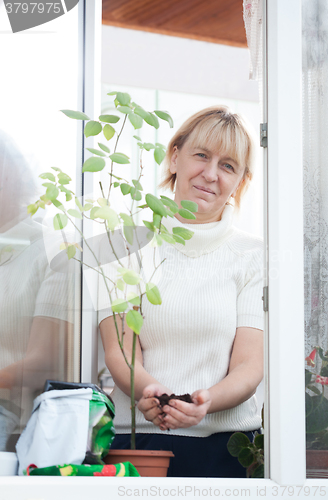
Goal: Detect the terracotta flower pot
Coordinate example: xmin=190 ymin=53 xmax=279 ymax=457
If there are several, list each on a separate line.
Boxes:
xmin=105 ymin=449 xmax=174 ymax=477
xmin=306 ymin=450 xmax=328 ymax=478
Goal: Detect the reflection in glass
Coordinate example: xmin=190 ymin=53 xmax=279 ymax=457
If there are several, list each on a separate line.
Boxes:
xmin=303 ymin=0 xmax=328 ymax=478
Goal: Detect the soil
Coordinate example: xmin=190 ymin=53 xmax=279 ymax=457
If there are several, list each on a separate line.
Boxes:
xmin=157 ymin=393 xmax=193 ymax=407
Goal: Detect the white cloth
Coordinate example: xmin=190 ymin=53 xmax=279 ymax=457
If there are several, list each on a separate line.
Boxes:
xmin=100 ymin=205 xmax=264 ymax=436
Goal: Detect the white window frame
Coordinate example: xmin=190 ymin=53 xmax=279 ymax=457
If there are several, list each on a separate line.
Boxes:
xmin=2 ymin=0 xmax=328 ymax=496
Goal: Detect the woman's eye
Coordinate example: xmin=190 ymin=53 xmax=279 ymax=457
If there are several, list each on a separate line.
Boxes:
xmin=224 ymin=163 xmax=234 ymax=172
xmin=196 ymin=153 xmax=207 ymax=158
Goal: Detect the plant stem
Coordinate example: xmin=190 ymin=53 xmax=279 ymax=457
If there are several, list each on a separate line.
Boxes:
xmin=108 ymin=114 xmax=127 ymax=199
xmin=130 ymin=330 xmax=137 ymax=450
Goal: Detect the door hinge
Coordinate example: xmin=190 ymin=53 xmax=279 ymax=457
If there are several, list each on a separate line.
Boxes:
xmin=262 ymin=286 xmax=268 ymax=312
xmin=260 ymin=123 xmax=267 ymax=148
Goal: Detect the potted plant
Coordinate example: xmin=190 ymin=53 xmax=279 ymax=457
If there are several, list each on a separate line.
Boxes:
xmin=305 ymin=346 xmax=328 ymax=475
xmin=28 ymin=91 xmax=198 ymax=476
xmin=227 ymin=431 xmax=264 ymax=478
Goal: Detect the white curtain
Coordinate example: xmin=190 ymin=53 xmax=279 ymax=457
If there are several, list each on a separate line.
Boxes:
xmin=243 ymin=0 xmax=263 ymax=81
xmin=303 ymin=0 xmax=328 ymax=353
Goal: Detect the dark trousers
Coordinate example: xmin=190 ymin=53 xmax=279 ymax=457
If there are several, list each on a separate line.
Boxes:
xmin=111 ymin=430 xmax=259 ymax=478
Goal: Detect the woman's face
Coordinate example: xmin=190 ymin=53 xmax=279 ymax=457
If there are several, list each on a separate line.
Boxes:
xmin=169 ymin=138 xmax=245 ymax=223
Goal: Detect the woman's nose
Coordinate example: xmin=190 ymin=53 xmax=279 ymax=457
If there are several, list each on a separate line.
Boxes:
xmin=202 ymin=161 xmax=218 ymax=182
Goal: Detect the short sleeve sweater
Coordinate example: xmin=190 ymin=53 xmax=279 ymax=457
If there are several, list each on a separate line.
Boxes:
xmin=101 ymin=204 xmax=264 ymax=437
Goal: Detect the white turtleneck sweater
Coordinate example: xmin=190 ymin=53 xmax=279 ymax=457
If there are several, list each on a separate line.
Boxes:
xmin=99 ymin=204 xmax=264 ymax=436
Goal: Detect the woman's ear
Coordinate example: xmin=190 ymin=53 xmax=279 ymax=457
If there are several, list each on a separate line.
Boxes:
xmin=169 ymin=147 xmax=178 ymax=174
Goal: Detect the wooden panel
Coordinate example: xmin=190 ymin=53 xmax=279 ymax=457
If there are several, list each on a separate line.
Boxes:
xmin=102 ymin=0 xmax=247 ymax=47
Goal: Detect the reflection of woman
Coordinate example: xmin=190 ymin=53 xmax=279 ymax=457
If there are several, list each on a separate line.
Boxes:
xmin=0 ymin=130 xmax=73 ymax=451
xmin=100 ymin=107 xmax=263 ymax=477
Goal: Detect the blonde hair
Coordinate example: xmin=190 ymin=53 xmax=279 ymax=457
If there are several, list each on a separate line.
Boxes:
xmin=159 ymin=106 xmax=257 ymax=208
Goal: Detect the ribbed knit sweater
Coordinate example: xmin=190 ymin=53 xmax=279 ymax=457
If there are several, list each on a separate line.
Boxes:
xmin=99 ymin=204 xmax=264 ymax=437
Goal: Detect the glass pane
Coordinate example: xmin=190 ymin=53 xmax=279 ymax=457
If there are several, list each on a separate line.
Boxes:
xmin=0 ymin=6 xmax=82 ymax=451
xmin=303 ymin=0 xmax=328 ymax=478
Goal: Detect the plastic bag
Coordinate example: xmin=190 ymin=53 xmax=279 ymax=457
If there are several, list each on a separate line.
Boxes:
xmin=16 ymin=380 xmax=115 ymax=475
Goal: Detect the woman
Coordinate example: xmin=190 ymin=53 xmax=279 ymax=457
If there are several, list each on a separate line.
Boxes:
xmin=100 ymin=106 xmax=263 ymax=478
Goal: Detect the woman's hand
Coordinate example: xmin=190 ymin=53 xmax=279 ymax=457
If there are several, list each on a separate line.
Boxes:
xmin=160 ymin=389 xmax=211 ymax=430
xmin=137 ymin=383 xmax=172 ymax=428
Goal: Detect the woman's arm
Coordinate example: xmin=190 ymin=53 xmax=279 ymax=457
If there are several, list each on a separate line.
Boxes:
xmin=161 ymin=327 xmax=263 ymax=429
xmin=100 ymin=315 xmax=171 ymax=425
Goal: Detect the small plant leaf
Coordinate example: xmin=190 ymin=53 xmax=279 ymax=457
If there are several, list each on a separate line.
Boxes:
xmin=116 ymin=279 xmax=125 ymax=292
xmin=254 ymin=433 xmax=264 ymax=449
xmin=129 ymin=113 xmax=143 ymax=129
xmin=117 ymin=106 xmax=132 ymax=114
xmin=172 ymin=234 xmax=186 ymax=245
xmin=160 ymin=196 xmax=179 ymax=214
xmin=58 ymin=172 xmax=72 ymax=185
xmin=110 ymin=153 xmax=130 ymax=164
xmin=82 ymin=157 xmax=106 ymax=173
xmin=227 ymin=432 xmax=251 ymax=457
xmin=97 ymin=197 xmax=109 ymax=207
xmin=98 ymin=142 xmax=110 ymax=153
xmin=120 ymin=213 xmax=134 ymax=226
xmin=86 ymin=147 xmax=107 ymax=157
xmin=130 ymin=188 xmax=142 ymax=201
xmin=146 ymin=283 xmax=162 ymax=305
xmin=68 ymin=209 xmax=83 ymax=219
xmin=126 ymin=309 xmax=143 ymax=334
xmin=103 ymin=124 xmax=115 ymax=141
xmin=161 ymin=233 xmax=176 ymax=244
xmin=251 ymin=464 xmax=264 ymax=478
xmin=84 ymin=120 xmax=102 ymax=138
xmin=154 ymin=147 xmax=166 ymax=165
xmin=111 ymin=299 xmax=128 ymax=313
xmin=66 ymin=245 xmax=76 ymax=260
xmin=122 ymin=270 xmax=141 ymax=285
xmin=133 ymin=135 xmax=142 ymax=141
xmin=124 ymin=225 xmax=134 ymax=245
xmin=146 ymin=193 xmax=167 ymax=217
xmin=99 ymin=114 xmax=120 ymax=123
xmin=39 ymin=172 xmax=56 ymax=182
xmin=61 ymin=109 xmax=90 ymax=120
xmin=178 ymin=208 xmax=196 ymax=220
xmin=46 ymin=184 xmax=59 ymax=201
xmin=127 ymin=292 xmax=141 ymax=306
xmin=181 ymin=200 xmax=198 ymax=212
xmin=53 ymin=213 xmax=68 ymax=231
xmin=172 ymin=227 xmax=194 ymax=240
xmin=120 ymin=183 xmax=131 ymax=195
xmin=132 ymin=179 xmax=143 ymax=190
xmin=90 ymin=207 xmax=101 ymax=219
xmin=154 ymin=110 xmax=174 ymax=128
xmin=116 ymin=92 xmax=131 ymax=106
xmin=96 ymin=207 xmax=120 ymax=230
xmin=238 ymin=447 xmax=254 ymax=467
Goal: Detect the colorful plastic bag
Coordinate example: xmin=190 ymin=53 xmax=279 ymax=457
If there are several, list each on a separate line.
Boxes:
xmin=26 ymin=462 xmax=139 ymax=477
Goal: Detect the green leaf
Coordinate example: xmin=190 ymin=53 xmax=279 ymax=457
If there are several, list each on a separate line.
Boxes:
xmin=305 ymin=369 xmax=313 ymax=386
xmin=120 ymin=213 xmax=134 ymax=226
xmin=146 ymin=283 xmax=162 ymax=305
xmin=254 ymin=433 xmax=264 ymax=449
xmin=68 ymin=209 xmax=83 ymax=219
xmin=51 ymin=167 xmax=62 ymax=172
xmin=308 ymin=385 xmax=321 ymax=395
xmin=134 ymin=107 xmax=149 ymax=120
xmin=86 ymin=147 xmax=107 ymax=157
xmin=178 ymin=208 xmax=196 ymax=220
xmin=129 ymin=113 xmax=143 ymax=129
xmin=132 ymin=179 xmax=143 ymax=190
xmin=181 ymin=200 xmax=198 ymax=212
xmin=52 ymin=199 xmax=65 ymax=211
xmin=227 ymin=432 xmax=251 ymax=457
xmin=143 ymin=220 xmax=155 ymax=232
xmin=172 ymin=227 xmax=194 ymax=240
xmin=116 ymin=92 xmax=131 ymax=106
xmin=98 ymin=142 xmax=110 ymax=153
xmin=97 ymin=197 xmax=109 ymax=207
xmin=61 ymin=109 xmax=90 ymax=120
xmin=82 ymin=157 xmax=106 ymax=173
xmin=172 ymin=234 xmax=185 ymax=245
xmin=53 ymin=213 xmax=68 ymax=230
xmin=46 ymin=184 xmax=59 ymax=201
xmin=160 ymin=196 xmax=179 ymax=214
xmin=145 ymin=113 xmax=159 ymax=129
xmin=58 ymin=172 xmax=72 ymax=185
xmin=111 ymin=299 xmax=128 ymax=313
xmin=117 ymin=106 xmax=132 ymax=114
xmin=122 ymin=270 xmax=141 ymax=285
xmin=27 ymin=203 xmax=38 ymax=216
xmin=130 ymin=188 xmax=142 ymax=201
xmin=143 ymin=142 xmax=155 ymax=151
xmin=75 ymin=197 xmax=83 ymax=211
xmin=67 ymin=245 xmax=76 ymax=260
xmin=99 ymin=114 xmax=120 ymax=124
xmin=306 ymin=395 xmax=328 ymax=433
xmin=120 ymin=183 xmax=131 ymax=195
xmin=238 ymin=447 xmax=254 ymax=467
xmin=103 ymin=124 xmax=115 ymax=141
xmin=82 ymin=203 xmax=93 ymax=212
xmin=109 ymin=153 xmax=130 ymax=164
xmin=39 ymin=172 xmax=55 ymax=182
xmin=84 ymin=121 xmax=102 ymax=138
xmin=133 ymin=135 xmax=142 ymax=141
xmin=90 ymin=207 xmax=101 ymax=219
xmin=96 ymin=207 xmax=120 ymax=230
xmin=127 ymin=292 xmax=141 ymax=306
xmin=153 ymin=213 xmax=161 ymax=228
xmin=161 ymin=233 xmax=176 ymax=244
xmin=107 ymin=91 xmax=118 ymax=96
xmin=126 ymin=310 xmax=143 ymax=334
xmin=124 ymin=225 xmax=134 ymax=245
xmin=154 ymin=147 xmax=166 ymax=165
xmin=154 ymin=110 xmax=174 ymax=128
xmin=146 ymin=193 xmax=167 ymax=217
xmin=251 ymin=464 xmax=264 ymax=479
xmin=116 ymin=279 xmax=125 ymax=292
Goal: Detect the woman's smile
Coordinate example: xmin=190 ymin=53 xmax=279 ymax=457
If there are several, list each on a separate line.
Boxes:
xmin=193 ymin=185 xmax=216 ymax=195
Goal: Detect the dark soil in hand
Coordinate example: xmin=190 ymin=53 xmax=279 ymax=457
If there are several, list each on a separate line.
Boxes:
xmin=157 ymin=393 xmax=193 ymax=407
